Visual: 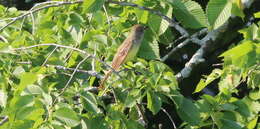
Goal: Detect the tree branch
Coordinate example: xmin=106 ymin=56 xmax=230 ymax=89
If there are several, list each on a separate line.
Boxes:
xmin=107 ymin=0 xmax=189 ymax=37
xmin=11 ymin=43 xmax=121 ymax=78
xmin=0 ymin=0 xmax=189 ymax=37
xmin=0 ymin=116 xmax=8 ymax=126
xmin=175 ymin=17 xmax=241 ymax=81
xmin=161 ymin=28 xmax=207 ymax=62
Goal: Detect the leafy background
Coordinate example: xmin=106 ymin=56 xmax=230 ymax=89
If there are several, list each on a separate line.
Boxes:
xmin=0 ymin=0 xmax=259 ymax=129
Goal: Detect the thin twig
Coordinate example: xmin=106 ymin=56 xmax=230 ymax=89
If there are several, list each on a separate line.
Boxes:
xmin=162 ymin=28 xmax=207 ymax=62
xmin=0 ymin=1 xmax=83 ymax=32
xmin=52 ymin=56 xmax=90 ymax=105
xmin=1 ymin=0 xmax=189 ymax=38
xmin=136 ymin=103 xmax=148 ymax=127
xmin=0 ymin=116 xmax=8 ymax=126
xmin=107 ymin=0 xmax=189 ymax=37
xmin=29 ymin=11 xmax=35 ymax=35
xmin=162 ymin=39 xmax=190 ymax=62
xmin=45 ymin=64 xmax=103 ymax=78
xmin=161 ymin=108 xmax=177 ymax=129
xmin=41 ymin=46 xmax=58 ymax=66
xmin=11 ymin=43 xmax=121 ymax=77
xmin=16 ymin=61 xmax=102 ymax=78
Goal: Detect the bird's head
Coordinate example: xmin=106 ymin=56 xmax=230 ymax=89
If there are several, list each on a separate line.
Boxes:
xmin=131 ymin=24 xmax=148 ymax=35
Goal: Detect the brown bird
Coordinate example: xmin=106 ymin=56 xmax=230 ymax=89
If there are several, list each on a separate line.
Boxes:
xmin=99 ymin=24 xmax=147 ymax=88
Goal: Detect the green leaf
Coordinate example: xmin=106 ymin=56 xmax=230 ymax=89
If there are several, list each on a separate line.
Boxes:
xmin=148 ymin=5 xmax=172 ymax=35
xmin=42 ymin=92 xmax=53 ymax=106
xmin=81 ymin=92 xmax=101 ymax=114
xmin=172 ymin=96 xmax=201 ymax=125
xmin=12 ymin=66 xmax=25 ymax=78
xmin=249 ymin=89 xmax=260 ymax=100
xmin=126 ymin=120 xmax=145 ymax=129
xmin=207 ymin=0 xmax=232 ymax=29
xmin=85 ymin=115 xmax=109 ymax=129
xmin=194 ymin=69 xmax=222 ymax=93
xmin=219 ymin=118 xmax=242 ymax=129
xmin=247 ymin=117 xmax=258 ymax=129
xmin=83 ymin=0 xmax=105 ymax=13
xmin=254 ymin=12 xmax=260 ymax=18
xmin=212 ymin=112 xmax=243 ymax=129
xmin=138 ymin=30 xmax=160 ymax=60
xmin=16 ymin=72 xmax=38 ymax=95
xmin=16 ymin=107 xmax=44 ymax=120
xmin=11 ymin=95 xmax=34 ymax=109
xmin=168 ymin=0 xmax=207 ymax=28
xmin=54 ymin=107 xmax=80 ymax=127
xmin=147 ymin=91 xmax=162 ymax=115
xmin=124 ymin=89 xmax=141 ymax=107
xmin=239 ymin=23 xmax=260 ymax=41
xmin=220 ymin=41 xmax=254 ymax=60
xmin=231 ymin=3 xmax=245 ymax=19
xmin=134 ymin=0 xmax=149 ymax=24
xmin=247 ymin=68 xmax=260 ymax=89
xmin=21 ymin=85 xmax=43 ymax=95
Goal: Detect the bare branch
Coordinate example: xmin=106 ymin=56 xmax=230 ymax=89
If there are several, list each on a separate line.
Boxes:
xmin=161 ymin=108 xmax=177 ymax=129
xmin=136 ymin=103 xmax=148 ymax=127
xmin=176 ymin=21 xmax=231 ymax=81
xmin=0 ymin=1 xmax=83 ymax=32
xmin=161 ymin=28 xmax=207 ymax=62
xmin=46 ymin=64 xmax=103 ymax=78
xmin=11 ymin=43 xmax=121 ymax=77
xmin=0 ymin=116 xmax=8 ymax=126
xmin=41 ymin=46 xmax=58 ymax=66
xmin=107 ymin=0 xmax=189 ymax=37
xmin=1 ymin=0 xmax=189 ymax=37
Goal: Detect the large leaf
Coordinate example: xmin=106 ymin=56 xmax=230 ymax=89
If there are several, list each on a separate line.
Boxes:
xmin=168 ymin=0 xmax=207 ymax=28
xmin=220 ymin=41 xmax=254 ymax=60
xmin=148 ymin=4 xmax=172 ymax=35
xmin=172 ymin=96 xmax=201 ymax=125
xmin=147 ymin=91 xmax=162 ymax=115
xmin=207 ymin=0 xmax=232 ymax=29
xmin=81 ymin=92 xmax=101 ymax=114
xmin=53 ymin=107 xmax=80 ymax=127
xmin=15 ymin=73 xmax=38 ymax=95
xmin=138 ymin=30 xmax=160 ymax=60
xmin=194 ymin=69 xmax=222 ymax=93
xmin=83 ymin=0 xmax=105 ymax=13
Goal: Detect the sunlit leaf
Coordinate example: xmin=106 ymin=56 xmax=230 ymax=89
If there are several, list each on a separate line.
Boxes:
xmin=147 ymin=91 xmax=162 ymax=115
xmin=83 ymin=0 xmax=105 ymax=13
xmin=168 ymin=0 xmax=208 ymax=28
xmin=54 ymin=107 xmax=80 ymax=127
xmin=207 ymin=0 xmax=232 ymax=29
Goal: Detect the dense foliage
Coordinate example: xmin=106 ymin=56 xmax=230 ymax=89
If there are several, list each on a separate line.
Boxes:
xmin=0 ymin=0 xmax=259 ymax=129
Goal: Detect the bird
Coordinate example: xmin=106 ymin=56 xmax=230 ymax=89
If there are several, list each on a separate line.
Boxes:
xmin=99 ymin=24 xmax=147 ymax=89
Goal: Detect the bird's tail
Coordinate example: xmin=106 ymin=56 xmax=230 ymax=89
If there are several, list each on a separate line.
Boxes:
xmin=99 ymin=70 xmax=112 ymax=89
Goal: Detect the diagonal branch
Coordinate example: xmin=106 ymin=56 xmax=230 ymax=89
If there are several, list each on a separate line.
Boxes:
xmin=107 ymin=0 xmax=189 ymax=37
xmin=162 ymin=28 xmax=207 ymax=62
xmin=175 ymin=16 xmax=243 ymax=81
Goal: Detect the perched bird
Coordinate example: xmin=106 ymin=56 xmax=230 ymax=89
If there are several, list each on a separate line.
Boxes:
xmin=99 ymin=24 xmax=147 ymax=88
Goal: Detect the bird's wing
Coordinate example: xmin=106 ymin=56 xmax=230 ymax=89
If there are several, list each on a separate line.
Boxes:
xmin=111 ymin=39 xmax=132 ymax=70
